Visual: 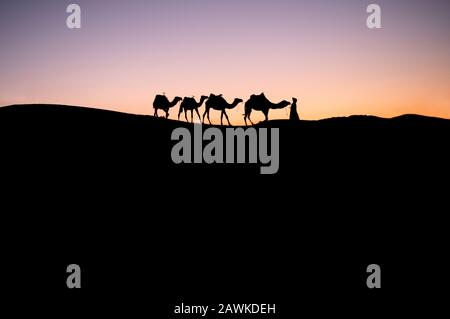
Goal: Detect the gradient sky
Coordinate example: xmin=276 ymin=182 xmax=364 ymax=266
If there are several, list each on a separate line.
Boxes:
xmin=1 ymin=0 xmax=449 ymax=124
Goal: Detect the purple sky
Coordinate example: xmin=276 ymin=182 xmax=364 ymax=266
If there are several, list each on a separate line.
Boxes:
xmin=1 ymin=0 xmax=449 ymax=122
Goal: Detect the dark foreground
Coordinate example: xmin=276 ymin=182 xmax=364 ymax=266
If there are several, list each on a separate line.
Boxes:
xmin=1 ymin=104 xmax=449 ymax=316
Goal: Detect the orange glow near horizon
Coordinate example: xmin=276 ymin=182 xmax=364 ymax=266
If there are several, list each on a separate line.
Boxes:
xmin=1 ymin=1 xmax=449 ymax=124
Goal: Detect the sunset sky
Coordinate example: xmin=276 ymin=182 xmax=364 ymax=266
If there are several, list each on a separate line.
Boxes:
xmin=1 ymin=0 xmax=449 ymax=124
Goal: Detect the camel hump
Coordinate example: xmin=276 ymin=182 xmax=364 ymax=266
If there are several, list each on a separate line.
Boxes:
xmin=250 ymin=92 xmax=265 ymax=98
xmin=208 ymin=93 xmax=223 ymax=101
xmin=216 ymin=95 xmax=227 ymax=103
xmin=249 ymin=92 xmax=268 ymax=103
xmin=154 ymin=94 xmax=169 ymax=104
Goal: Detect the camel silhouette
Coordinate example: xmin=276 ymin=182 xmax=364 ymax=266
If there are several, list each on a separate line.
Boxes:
xmin=153 ymin=94 xmax=182 ymax=118
xmin=244 ymin=93 xmax=291 ymax=125
xmin=178 ymin=96 xmax=209 ymax=123
xmin=290 ymin=97 xmax=300 ymax=121
xmin=203 ymin=94 xmax=243 ymax=126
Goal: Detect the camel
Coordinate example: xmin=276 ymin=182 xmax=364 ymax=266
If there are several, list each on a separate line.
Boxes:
xmin=244 ymin=93 xmax=291 ymax=126
xmin=203 ymin=94 xmax=243 ymax=126
xmin=178 ymin=96 xmax=209 ymax=123
xmin=153 ymin=94 xmax=182 ymax=118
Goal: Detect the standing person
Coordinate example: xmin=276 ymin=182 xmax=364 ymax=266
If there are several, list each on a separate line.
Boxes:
xmin=290 ymin=97 xmax=300 ymax=121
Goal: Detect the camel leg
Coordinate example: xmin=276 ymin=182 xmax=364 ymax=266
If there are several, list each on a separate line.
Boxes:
xmin=245 ymin=114 xmax=254 ymax=126
xmin=250 ymin=116 xmax=254 ymax=125
xmin=245 ymin=109 xmax=254 ymax=126
xmin=195 ymin=109 xmax=202 ymax=123
xmin=154 ymin=109 xmax=158 ymax=117
xmin=223 ymin=111 xmax=231 ymax=126
xmin=178 ymin=108 xmax=183 ymax=121
xmin=202 ymin=110 xmax=207 ymax=124
xmin=191 ymin=110 xmax=194 ymax=123
xmin=165 ymin=111 xmax=169 ymax=119
xmin=263 ymin=110 xmax=269 ymax=122
xmin=184 ymin=110 xmax=188 ymax=122
xmin=207 ymin=111 xmax=212 ymax=125
xmin=220 ymin=111 xmax=225 ymax=126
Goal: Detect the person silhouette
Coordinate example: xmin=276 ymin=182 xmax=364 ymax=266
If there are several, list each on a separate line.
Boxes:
xmin=290 ymin=97 xmax=300 ymax=121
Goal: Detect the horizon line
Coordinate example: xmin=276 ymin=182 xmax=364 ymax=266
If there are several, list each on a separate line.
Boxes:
xmin=1 ymin=103 xmax=449 ymax=122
